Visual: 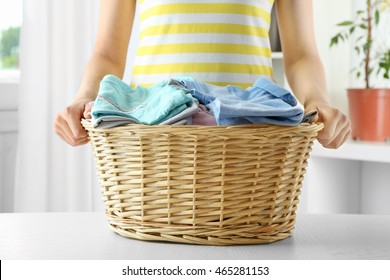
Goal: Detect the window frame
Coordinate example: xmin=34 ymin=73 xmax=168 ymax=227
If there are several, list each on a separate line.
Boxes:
xmin=0 ymin=70 xmax=19 ymax=110
xmin=0 ymin=0 xmax=22 ymax=113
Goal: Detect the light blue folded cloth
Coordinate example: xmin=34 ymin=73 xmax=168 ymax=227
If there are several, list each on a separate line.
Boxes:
xmin=91 ymin=75 xmax=194 ymax=127
xmin=174 ymin=77 xmax=304 ymax=126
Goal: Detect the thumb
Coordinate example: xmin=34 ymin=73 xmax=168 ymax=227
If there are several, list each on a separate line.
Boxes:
xmin=83 ymin=101 xmax=94 ymax=119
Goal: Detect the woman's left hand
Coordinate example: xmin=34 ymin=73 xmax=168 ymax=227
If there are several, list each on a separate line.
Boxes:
xmin=306 ymin=103 xmax=352 ymax=149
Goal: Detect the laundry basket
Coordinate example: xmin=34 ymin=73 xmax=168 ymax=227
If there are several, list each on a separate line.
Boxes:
xmin=82 ymin=119 xmax=323 ymax=245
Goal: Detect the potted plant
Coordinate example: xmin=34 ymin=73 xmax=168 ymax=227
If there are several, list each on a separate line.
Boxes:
xmin=330 ymin=0 xmax=390 ymax=142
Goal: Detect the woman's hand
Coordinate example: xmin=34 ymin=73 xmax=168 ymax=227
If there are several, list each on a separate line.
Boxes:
xmin=275 ymin=0 xmax=352 ymax=149
xmin=54 ymin=97 xmax=94 ymax=146
xmin=306 ymin=103 xmax=351 ymax=149
xmin=54 ymin=0 xmax=136 ymax=147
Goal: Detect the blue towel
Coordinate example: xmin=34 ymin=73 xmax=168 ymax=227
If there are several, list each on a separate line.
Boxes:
xmin=174 ymin=77 xmax=304 ymax=126
xmin=91 ymin=75 xmax=194 ymax=127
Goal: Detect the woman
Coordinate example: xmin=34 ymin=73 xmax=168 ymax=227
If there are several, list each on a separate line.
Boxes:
xmin=54 ymin=0 xmax=351 ymax=148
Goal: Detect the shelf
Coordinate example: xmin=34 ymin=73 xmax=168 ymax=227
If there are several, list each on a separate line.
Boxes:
xmin=311 ymin=140 xmax=390 ymax=163
xmin=271 ymin=52 xmax=283 ymax=59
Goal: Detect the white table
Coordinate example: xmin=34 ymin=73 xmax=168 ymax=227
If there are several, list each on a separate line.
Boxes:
xmin=0 ymin=212 xmax=389 ymax=260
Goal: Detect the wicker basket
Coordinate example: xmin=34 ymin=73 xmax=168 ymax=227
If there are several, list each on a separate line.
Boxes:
xmin=82 ymin=119 xmax=323 ymax=245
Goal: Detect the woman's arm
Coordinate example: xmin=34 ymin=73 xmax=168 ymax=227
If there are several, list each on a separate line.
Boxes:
xmin=276 ymin=0 xmax=351 ymax=148
xmin=54 ymin=0 xmax=136 ymax=146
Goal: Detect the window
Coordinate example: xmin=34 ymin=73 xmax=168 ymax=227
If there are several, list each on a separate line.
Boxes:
xmin=0 ymin=0 xmax=22 ymax=71
xmin=0 ymin=0 xmax=22 ymax=111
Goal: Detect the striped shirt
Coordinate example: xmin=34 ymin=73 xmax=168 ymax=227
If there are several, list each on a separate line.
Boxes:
xmin=131 ymin=0 xmax=275 ymax=89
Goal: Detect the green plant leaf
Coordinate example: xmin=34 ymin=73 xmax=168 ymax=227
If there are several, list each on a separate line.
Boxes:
xmin=330 ymin=36 xmax=338 ymax=47
xmin=337 ymin=20 xmax=354 ymax=26
xmin=355 ymin=35 xmax=364 ymax=42
xmin=375 ymin=9 xmax=380 ymax=25
xmin=355 ymin=46 xmax=361 ymax=55
xmin=379 ymin=58 xmax=390 ymax=80
xmin=340 ymin=33 xmax=348 ymax=41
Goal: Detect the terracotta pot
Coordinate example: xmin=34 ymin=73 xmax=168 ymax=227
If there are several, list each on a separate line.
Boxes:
xmin=347 ymin=88 xmax=390 ymax=142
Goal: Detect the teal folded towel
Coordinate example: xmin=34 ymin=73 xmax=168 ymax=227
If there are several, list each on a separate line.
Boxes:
xmin=91 ymin=75 xmax=193 ymax=127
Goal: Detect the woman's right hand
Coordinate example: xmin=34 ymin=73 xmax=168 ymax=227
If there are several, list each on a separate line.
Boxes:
xmin=54 ymin=0 xmax=136 ymax=146
xmin=54 ymin=97 xmax=94 ymax=146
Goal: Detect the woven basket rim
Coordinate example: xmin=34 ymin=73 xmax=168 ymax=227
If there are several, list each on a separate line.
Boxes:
xmin=81 ymin=118 xmax=324 ymax=133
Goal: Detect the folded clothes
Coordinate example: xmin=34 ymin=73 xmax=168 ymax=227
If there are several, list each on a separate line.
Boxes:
xmin=159 ymin=99 xmax=199 ymax=125
xmin=191 ymin=104 xmax=218 ymax=126
xmin=91 ymin=75 xmax=198 ymax=128
xmin=91 ymin=75 xmax=306 ymax=128
xmin=174 ymin=77 xmax=304 ymax=126
xmin=300 ymin=110 xmax=318 ymax=124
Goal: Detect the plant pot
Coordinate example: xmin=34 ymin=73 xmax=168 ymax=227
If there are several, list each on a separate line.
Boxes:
xmin=347 ymin=88 xmax=390 ymax=142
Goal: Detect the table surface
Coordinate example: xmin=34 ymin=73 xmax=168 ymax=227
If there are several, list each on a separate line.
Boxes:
xmin=0 ymin=212 xmax=389 ymax=260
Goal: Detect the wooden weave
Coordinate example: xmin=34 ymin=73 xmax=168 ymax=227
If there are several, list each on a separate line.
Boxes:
xmin=82 ymin=120 xmax=323 ymax=245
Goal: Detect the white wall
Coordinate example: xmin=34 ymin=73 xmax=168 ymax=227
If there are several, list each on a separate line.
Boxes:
xmin=123 ymin=3 xmax=140 ymax=84
xmin=313 ymin=0 xmax=352 ymax=115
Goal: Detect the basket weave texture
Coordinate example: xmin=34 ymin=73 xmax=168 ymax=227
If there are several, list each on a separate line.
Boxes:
xmin=82 ymin=119 xmax=323 ymax=245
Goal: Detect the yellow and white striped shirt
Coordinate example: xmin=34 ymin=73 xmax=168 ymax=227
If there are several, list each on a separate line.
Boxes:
xmin=131 ymin=0 xmax=275 ymax=89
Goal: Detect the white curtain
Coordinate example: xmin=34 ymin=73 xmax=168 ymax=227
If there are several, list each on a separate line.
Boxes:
xmin=14 ymin=0 xmax=104 ymax=212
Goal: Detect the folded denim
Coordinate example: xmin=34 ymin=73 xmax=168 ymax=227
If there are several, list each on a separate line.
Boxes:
xmin=174 ymin=77 xmax=304 ymax=126
xmin=91 ymin=75 xmax=195 ymax=128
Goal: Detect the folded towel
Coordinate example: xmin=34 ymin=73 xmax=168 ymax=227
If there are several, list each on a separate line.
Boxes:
xmin=91 ymin=75 xmax=195 ymax=128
